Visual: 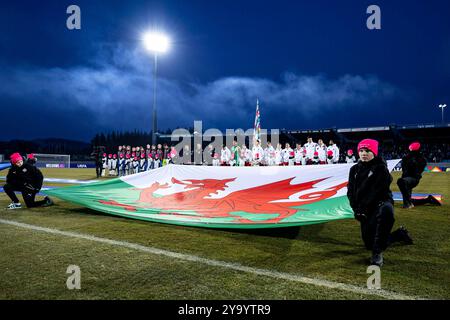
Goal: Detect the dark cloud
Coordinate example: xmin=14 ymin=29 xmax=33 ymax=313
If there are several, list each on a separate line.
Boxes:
xmin=0 ymin=43 xmax=407 ymax=141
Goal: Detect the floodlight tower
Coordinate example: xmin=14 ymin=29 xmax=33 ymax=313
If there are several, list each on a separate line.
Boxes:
xmin=143 ymin=32 xmax=170 ymax=145
xmin=439 ymin=104 xmax=447 ymax=124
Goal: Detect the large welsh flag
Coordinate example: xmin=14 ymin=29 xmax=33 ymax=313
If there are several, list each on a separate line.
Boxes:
xmin=45 ymin=161 xmax=400 ymax=229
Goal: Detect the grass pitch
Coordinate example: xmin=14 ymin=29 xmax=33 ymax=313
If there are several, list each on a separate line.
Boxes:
xmin=0 ymin=168 xmax=448 ymax=300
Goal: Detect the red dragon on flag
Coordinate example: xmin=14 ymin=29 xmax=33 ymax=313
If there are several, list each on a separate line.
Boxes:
xmin=100 ymin=177 xmax=348 ymax=224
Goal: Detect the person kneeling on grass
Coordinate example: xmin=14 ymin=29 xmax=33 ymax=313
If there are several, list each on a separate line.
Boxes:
xmin=397 ymin=142 xmax=441 ymax=209
xmin=347 ymin=139 xmax=413 ymax=267
xmin=3 ymin=152 xmax=54 ymax=210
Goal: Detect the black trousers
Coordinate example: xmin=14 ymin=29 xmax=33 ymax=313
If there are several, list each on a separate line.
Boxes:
xmin=397 ymin=177 xmax=420 ymax=206
xmin=3 ymin=183 xmax=47 ymax=208
xmin=360 ymin=201 xmax=395 ymax=254
xmin=95 ymin=164 xmax=103 ymax=178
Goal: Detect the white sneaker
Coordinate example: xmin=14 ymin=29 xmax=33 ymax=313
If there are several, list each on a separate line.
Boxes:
xmin=6 ymin=202 xmax=22 ymax=210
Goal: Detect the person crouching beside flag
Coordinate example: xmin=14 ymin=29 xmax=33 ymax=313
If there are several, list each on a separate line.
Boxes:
xmin=4 ymin=153 xmax=54 ymax=209
xmin=397 ymin=142 xmax=440 ymax=208
xmin=347 ymin=139 xmax=413 ymax=267
xmin=26 ymin=153 xmax=37 ymax=166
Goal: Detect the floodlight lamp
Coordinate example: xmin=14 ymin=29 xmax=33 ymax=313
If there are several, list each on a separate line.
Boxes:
xmin=143 ymin=32 xmax=170 ymax=53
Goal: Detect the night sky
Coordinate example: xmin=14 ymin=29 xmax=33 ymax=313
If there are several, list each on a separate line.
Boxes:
xmin=1 ymin=0 xmax=449 ymax=142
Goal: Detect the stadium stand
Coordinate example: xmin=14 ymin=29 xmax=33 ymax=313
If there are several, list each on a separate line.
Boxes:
xmin=279 ymin=123 xmax=449 ymax=164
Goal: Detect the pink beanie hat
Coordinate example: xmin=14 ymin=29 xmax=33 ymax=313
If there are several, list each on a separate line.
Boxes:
xmin=358 ymin=139 xmax=379 ymax=156
xmin=10 ymin=153 xmax=23 ymax=164
xmin=409 ymin=142 xmax=421 ymax=151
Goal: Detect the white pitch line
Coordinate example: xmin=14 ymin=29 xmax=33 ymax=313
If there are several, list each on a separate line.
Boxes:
xmin=0 ymin=218 xmax=425 ymax=300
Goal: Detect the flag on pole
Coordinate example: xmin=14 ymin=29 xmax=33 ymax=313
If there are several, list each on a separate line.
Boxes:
xmin=253 ymin=99 xmax=261 ymax=142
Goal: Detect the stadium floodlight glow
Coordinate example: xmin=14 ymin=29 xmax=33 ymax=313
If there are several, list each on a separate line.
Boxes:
xmin=142 ymin=31 xmax=171 ymax=145
xmin=143 ymin=32 xmax=170 ymax=53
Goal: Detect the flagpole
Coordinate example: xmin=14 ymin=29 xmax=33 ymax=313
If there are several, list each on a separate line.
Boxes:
xmin=253 ymin=99 xmax=260 ymax=145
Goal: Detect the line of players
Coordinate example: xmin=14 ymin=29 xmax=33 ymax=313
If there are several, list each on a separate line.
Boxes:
xmin=100 ymin=144 xmax=177 ymax=177
xmin=100 ymin=138 xmax=357 ymax=176
xmin=214 ymin=138 xmax=356 ymax=166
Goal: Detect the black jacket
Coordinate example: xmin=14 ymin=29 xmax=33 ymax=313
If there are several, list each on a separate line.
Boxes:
xmin=6 ymin=163 xmax=44 ymax=191
xmin=401 ymin=151 xmax=427 ymax=180
xmin=90 ymin=152 xmax=103 ymax=165
xmin=347 ymin=157 xmax=393 ymax=215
